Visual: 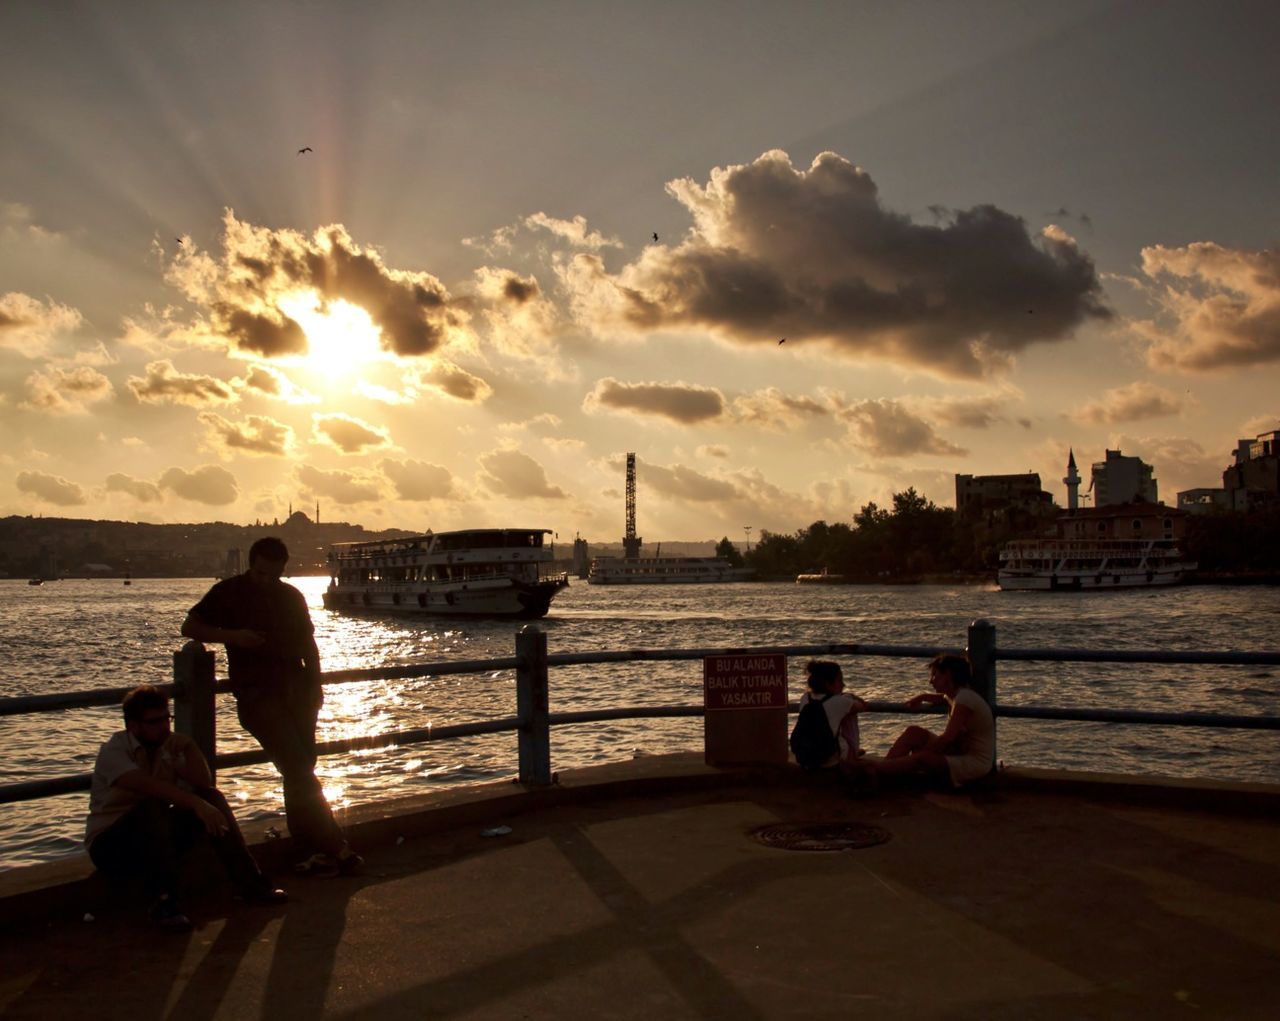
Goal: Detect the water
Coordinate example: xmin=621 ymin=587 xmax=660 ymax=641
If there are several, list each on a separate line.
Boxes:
xmin=2 ymin=577 xmax=1278 ymax=870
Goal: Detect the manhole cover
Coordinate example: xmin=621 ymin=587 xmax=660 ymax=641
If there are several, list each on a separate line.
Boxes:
xmin=749 ymin=822 xmax=891 ymax=852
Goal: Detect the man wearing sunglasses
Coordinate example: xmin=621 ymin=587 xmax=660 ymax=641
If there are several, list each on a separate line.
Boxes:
xmin=85 ymin=685 xmax=287 ymax=930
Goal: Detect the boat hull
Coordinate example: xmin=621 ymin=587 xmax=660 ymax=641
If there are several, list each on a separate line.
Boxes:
xmin=587 ymin=557 xmax=754 ymax=585
xmin=323 ymin=577 xmax=568 ymax=619
xmin=998 ymin=568 xmax=1191 ymax=591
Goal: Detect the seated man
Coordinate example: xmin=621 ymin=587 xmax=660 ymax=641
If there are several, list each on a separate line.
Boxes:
xmin=871 ymin=653 xmax=995 ymax=787
xmin=85 ymin=685 xmax=287 ymax=929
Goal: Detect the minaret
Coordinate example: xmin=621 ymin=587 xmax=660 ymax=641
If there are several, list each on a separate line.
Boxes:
xmin=315 ymin=501 xmax=320 ymax=525
xmin=1064 ymin=449 xmax=1081 ymax=511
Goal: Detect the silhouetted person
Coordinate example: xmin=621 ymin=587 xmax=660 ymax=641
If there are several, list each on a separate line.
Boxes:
xmin=182 ymin=537 xmax=361 ymax=876
xmin=86 ymin=685 xmax=286 ymax=929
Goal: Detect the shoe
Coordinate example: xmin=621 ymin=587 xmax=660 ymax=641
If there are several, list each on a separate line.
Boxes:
xmin=240 ymin=877 xmax=289 ymax=904
xmin=336 ymin=846 xmax=364 ymax=876
xmin=150 ymin=895 xmax=192 ymax=931
xmin=294 ymin=852 xmax=340 ymax=877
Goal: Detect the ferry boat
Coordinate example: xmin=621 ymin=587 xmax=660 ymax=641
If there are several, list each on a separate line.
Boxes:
xmin=324 ymin=528 xmax=569 ymax=618
xmin=587 ymin=556 xmax=754 ymax=585
xmin=998 ymin=537 xmax=1196 ymax=591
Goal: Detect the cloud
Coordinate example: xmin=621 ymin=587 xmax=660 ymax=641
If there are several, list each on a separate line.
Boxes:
xmin=559 ymin=150 xmax=1109 ymax=379
xmin=472 ymin=267 xmax=560 ymax=362
xmin=105 ymin=472 xmax=163 ymax=503
xmin=1131 ymin=243 xmax=1280 ymax=371
xmin=0 ymin=292 xmax=83 ymax=354
xmin=312 ymin=413 xmax=391 ymax=454
xmin=198 ymin=412 xmax=293 ymax=457
xmin=838 ymin=399 xmax=967 ymax=457
xmin=478 ymin=448 xmax=567 ymax=498
xmin=379 ymin=458 xmax=457 ymax=500
xmin=698 ymin=444 xmax=730 ymax=459
xmin=1239 ymin=414 xmax=1280 ymax=438
xmin=639 ymin=460 xmax=740 ymax=503
xmin=296 ymin=464 xmax=383 ymax=504
xmin=19 ymin=365 xmax=113 ymax=414
xmin=1074 ymin=381 xmax=1185 ymax=425
xmin=353 ymin=379 xmax=418 ymax=405
xmin=920 ymin=393 xmax=1012 ymax=429
xmin=524 ymin=212 xmax=621 ymax=250
xmin=1109 ymin=433 xmax=1223 ymax=495
xmin=729 ymin=387 xmax=829 ymax=428
xmin=127 ymin=359 xmax=237 ymax=406
xmin=16 ymin=469 xmax=86 ymax=506
xmin=158 ymin=465 xmax=238 ymax=504
xmin=165 ymin=210 xmax=469 ymax=359
xmin=238 ymin=364 xmax=318 ymax=404
xmin=415 ymin=360 xmax=493 ymax=402
xmin=583 ymin=377 xmax=725 ymax=424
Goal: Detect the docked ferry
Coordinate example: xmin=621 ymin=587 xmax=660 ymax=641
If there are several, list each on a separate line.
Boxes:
xmin=587 ymin=556 xmax=755 ymax=585
xmin=324 ymin=528 xmax=569 ymax=618
xmin=998 ymin=537 xmax=1196 ymax=591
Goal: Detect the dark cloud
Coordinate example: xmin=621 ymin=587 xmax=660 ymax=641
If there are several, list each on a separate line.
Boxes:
xmin=502 ymin=275 xmax=539 ymax=304
xmin=729 ymin=388 xmax=829 ymax=428
xmin=478 ymin=449 xmax=567 ymax=498
xmin=583 ymin=378 xmax=725 ymax=424
xmin=127 ymin=360 xmax=237 ymax=406
xmin=16 ymin=469 xmax=86 ymax=506
xmin=924 ymin=394 xmax=1010 ymax=429
xmin=239 ymin=364 xmax=317 ymax=404
xmin=104 ymin=472 xmax=163 ymax=503
xmin=198 ymin=412 xmax=293 ymax=456
xmin=1133 ymin=243 xmax=1280 ymax=371
xmin=380 ymin=458 xmax=457 ymax=501
xmin=563 ymin=150 xmax=1110 ymax=379
xmin=312 ymin=413 xmax=391 ymax=454
xmin=417 ymin=361 xmax=493 ymax=402
xmin=838 ymin=399 xmax=967 ymax=457
xmin=158 ymin=465 xmax=238 ymax=505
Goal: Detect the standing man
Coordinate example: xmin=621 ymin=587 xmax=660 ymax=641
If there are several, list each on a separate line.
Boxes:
xmin=182 ymin=536 xmax=361 ymax=876
xmin=86 ymin=685 xmax=287 ymax=929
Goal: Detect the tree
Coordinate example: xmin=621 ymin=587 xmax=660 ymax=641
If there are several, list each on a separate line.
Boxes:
xmin=715 ymin=536 xmax=744 ymax=567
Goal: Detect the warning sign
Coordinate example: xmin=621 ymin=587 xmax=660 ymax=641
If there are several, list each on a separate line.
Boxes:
xmin=703 ymin=653 xmax=788 ymax=710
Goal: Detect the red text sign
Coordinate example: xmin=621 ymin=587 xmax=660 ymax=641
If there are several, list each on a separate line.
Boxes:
xmin=703 ymin=653 xmax=788 ymax=710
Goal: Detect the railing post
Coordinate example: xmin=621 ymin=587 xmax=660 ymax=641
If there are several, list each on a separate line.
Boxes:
xmin=173 ymin=641 xmax=217 ymax=776
xmin=967 ymin=619 xmax=997 ymax=761
xmin=516 ymin=624 xmax=551 ymax=786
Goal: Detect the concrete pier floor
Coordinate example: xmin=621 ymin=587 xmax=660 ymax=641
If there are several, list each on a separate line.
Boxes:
xmin=2 ymin=756 xmax=1278 ymax=1019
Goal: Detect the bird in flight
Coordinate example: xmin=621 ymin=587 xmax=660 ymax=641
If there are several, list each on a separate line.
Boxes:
xmin=652 ymin=232 xmax=658 ymax=242
xmin=297 ymin=146 xmax=313 ymax=155
xmin=778 ymin=337 xmax=786 ymax=344
xmin=174 ymin=237 xmax=184 ymax=245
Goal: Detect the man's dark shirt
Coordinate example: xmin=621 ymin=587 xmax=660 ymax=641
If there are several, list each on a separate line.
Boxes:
xmin=188 ymin=573 xmax=315 ymax=692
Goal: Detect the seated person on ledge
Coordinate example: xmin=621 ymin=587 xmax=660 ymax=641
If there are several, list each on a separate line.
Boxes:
xmin=871 ymin=653 xmax=994 ymax=788
xmin=792 ymin=659 xmax=868 ymax=773
xmin=85 ymin=685 xmax=287 ymax=930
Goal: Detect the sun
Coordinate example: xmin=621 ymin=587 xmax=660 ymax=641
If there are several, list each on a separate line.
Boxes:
xmin=278 ymin=291 xmax=384 ymax=379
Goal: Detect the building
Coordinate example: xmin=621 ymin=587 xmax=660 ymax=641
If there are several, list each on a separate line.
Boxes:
xmin=1091 ymin=449 xmax=1158 ymax=506
xmin=1176 ymin=488 xmax=1231 ymax=515
xmin=1222 ymin=429 xmax=1280 ymax=510
xmin=954 ymin=473 xmax=1054 ymax=522
xmin=1056 ymin=503 xmax=1185 ymax=542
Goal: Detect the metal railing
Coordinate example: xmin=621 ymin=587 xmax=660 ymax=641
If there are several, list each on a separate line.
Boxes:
xmin=2 ymin=619 xmax=1279 ymax=806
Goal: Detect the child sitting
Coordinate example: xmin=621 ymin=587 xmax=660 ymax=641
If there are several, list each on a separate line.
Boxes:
xmin=791 ymin=659 xmax=868 ymax=773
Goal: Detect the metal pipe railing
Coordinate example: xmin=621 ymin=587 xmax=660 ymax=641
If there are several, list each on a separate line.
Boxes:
xmin=2 ymin=621 xmax=1278 ymax=809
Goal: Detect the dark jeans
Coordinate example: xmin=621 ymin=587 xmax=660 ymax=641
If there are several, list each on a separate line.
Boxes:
xmin=235 ymin=681 xmax=345 ymax=856
xmin=88 ymin=789 xmax=264 ymax=901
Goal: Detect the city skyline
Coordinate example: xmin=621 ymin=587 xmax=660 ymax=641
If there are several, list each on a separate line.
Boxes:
xmin=2 ymin=1 xmax=1278 ymax=543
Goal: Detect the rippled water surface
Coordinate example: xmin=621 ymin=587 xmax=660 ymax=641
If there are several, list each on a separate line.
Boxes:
xmin=2 ymin=577 xmax=1278 ymax=868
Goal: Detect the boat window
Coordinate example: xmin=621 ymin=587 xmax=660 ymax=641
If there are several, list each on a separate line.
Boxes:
xmin=1132 ymin=519 xmax=1142 ymax=531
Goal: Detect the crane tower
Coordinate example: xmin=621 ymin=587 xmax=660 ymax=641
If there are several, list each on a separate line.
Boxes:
xmin=623 ymin=452 xmax=643 ymax=558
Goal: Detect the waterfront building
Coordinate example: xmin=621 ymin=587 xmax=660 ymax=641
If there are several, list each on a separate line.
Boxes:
xmin=1055 ymin=502 xmax=1184 ymax=542
xmin=1223 ymin=429 xmax=1280 ymax=510
xmin=1091 ymin=449 xmax=1157 ymax=506
xmin=1176 ymin=487 xmax=1232 ymax=515
xmin=954 ymin=472 xmax=1054 ymax=522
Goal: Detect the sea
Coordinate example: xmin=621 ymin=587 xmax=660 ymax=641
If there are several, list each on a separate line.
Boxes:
xmin=2 ymin=576 xmax=1278 ymax=870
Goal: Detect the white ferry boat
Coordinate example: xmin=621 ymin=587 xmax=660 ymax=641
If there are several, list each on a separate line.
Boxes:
xmin=998 ymin=538 xmax=1196 ymax=591
xmin=587 ymin=556 xmax=755 ymax=585
xmin=324 ymin=528 xmax=569 ymax=618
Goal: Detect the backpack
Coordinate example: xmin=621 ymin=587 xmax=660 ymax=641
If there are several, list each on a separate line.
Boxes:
xmin=790 ymin=694 xmax=838 ymax=769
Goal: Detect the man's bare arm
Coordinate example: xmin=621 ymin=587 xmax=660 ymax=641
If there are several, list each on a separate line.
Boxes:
xmin=113 ymin=770 xmax=226 ymax=834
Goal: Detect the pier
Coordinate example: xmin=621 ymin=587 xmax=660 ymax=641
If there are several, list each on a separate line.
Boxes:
xmin=2 ymin=623 xmax=1279 ymax=1017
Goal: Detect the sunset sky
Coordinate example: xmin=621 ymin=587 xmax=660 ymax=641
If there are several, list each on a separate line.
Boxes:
xmin=2 ymin=0 xmax=1277 ymax=546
